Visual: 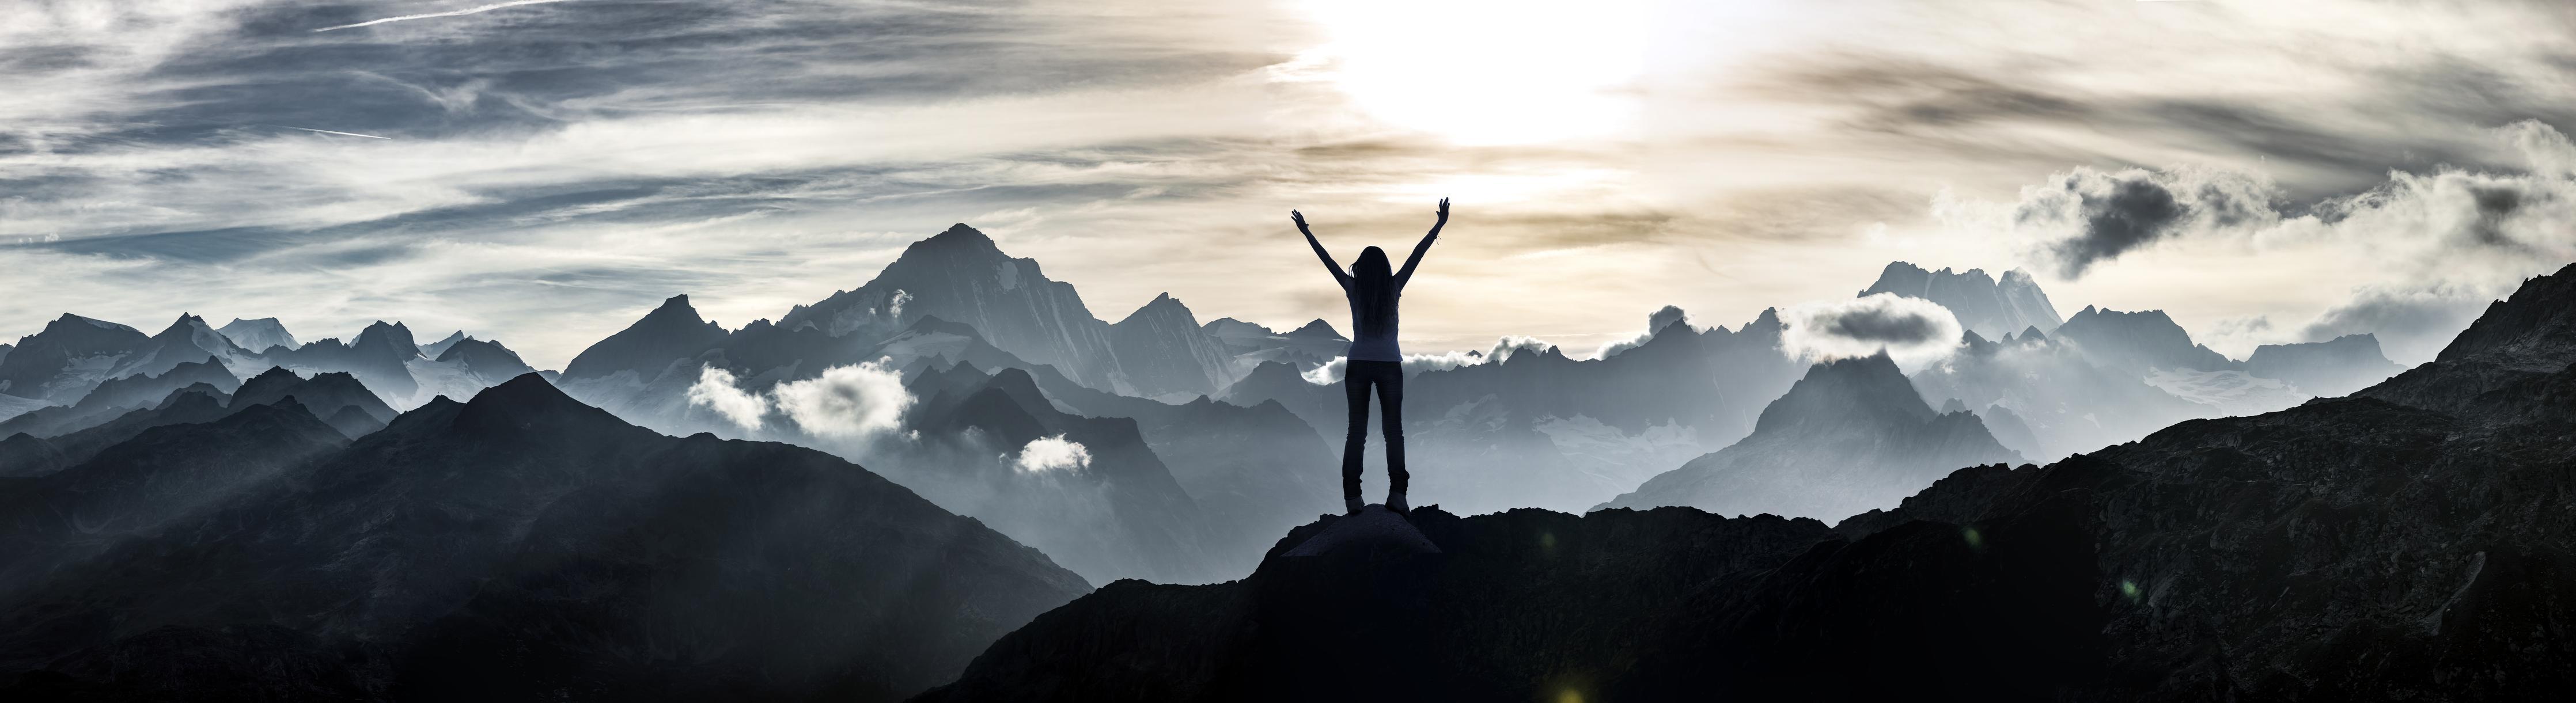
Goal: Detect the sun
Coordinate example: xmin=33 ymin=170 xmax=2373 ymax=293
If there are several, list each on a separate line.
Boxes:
xmin=1291 ymin=0 xmax=1651 ymax=146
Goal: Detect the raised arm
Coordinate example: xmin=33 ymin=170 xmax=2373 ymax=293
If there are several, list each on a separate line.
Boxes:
xmin=1293 ymin=210 xmax=1351 ymax=289
xmin=1394 ymin=197 xmax=1448 ymax=286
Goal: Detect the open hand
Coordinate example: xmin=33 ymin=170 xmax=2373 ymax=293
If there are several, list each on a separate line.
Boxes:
xmin=1435 ymin=197 xmax=1450 ymax=222
xmin=1290 ymin=210 xmax=1308 ymax=229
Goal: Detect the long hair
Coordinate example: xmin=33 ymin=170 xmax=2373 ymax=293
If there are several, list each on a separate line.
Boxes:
xmin=1350 ymin=246 xmax=1396 ymax=333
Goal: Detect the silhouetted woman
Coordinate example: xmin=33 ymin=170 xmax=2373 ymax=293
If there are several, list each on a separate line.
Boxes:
xmin=1293 ymin=197 xmax=1447 ymax=515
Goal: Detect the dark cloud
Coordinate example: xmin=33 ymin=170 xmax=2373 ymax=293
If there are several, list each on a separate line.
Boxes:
xmin=2046 ymin=176 xmax=2180 ymax=277
xmin=2015 ymin=167 xmax=2277 ymax=279
xmin=2468 ymin=185 xmax=2528 ymax=250
xmin=1647 ymin=305 xmax=1688 ymax=333
xmin=1819 ymin=303 xmax=1944 ymax=344
xmin=1779 ymin=294 xmax=1964 ymax=364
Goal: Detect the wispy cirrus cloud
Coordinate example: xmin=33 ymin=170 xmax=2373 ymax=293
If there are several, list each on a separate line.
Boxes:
xmin=312 ymin=0 xmax=582 ymax=33
xmin=3 ymin=0 xmax=2574 ymax=372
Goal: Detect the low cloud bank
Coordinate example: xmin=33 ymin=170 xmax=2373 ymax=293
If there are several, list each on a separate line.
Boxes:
xmin=774 ymin=360 xmax=914 ymax=438
xmin=1301 ymin=336 xmax=1558 ymax=384
xmin=685 ymin=366 xmax=771 ymax=430
xmin=685 ymin=359 xmax=915 ymax=440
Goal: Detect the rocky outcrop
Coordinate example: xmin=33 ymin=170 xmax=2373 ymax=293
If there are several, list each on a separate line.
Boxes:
xmin=916 ymin=506 xmax=1836 ymax=703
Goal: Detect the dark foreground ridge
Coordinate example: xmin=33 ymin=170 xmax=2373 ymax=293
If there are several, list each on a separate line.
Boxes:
xmin=0 ymin=374 xmax=1090 ymax=702
xmin=920 ymin=263 xmax=2576 ymax=702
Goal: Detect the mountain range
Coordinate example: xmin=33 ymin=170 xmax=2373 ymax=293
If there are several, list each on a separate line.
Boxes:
xmin=3 ymin=222 xmax=2426 ymax=584
xmin=0 ymin=220 xmax=2558 ymax=700
xmin=918 ymin=260 xmax=2576 ymax=701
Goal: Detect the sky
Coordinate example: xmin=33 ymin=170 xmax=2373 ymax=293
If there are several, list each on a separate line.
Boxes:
xmin=4 ymin=0 xmax=2574 ymax=367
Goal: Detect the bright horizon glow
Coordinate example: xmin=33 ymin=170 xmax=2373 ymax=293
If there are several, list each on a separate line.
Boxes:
xmin=1291 ymin=0 xmax=1650 ymax=146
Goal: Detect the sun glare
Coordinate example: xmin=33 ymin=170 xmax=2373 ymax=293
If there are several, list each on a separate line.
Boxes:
xmin=1293 ymin=0 xmax=1651 ymax=146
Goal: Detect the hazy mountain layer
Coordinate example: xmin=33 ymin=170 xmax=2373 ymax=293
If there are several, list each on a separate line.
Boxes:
xmin=2245 ymin=333 xmax=2406 ymax=397
xmin=1596 ymin=353 xmax=2022 ymax=521
xmin=0 ymin=359 xmax=238 ymax=441
xmin=2052 ymin=305 xmax=2238 ymax=374
xmin=772 ymin=224 xmax=1236 ymax=398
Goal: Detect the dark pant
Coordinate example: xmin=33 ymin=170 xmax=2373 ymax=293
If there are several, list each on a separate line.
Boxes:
xmin=1341 ymin=360 xmax=1406 ymax=500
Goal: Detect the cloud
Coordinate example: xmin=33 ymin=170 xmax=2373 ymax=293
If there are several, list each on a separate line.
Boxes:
xmin=9 ymin=0 xmax=2576 ymax=376
xmin=2014 ymin=166 xmax=2278 ymax=279
xmin=771 ymin=359 xmax=914 ymax=439
xmin=1009 ymin=434 xmax=1092 ymax=473
xmin=1300 ymin=335 xmax=1557 ymax=384
xmin=277 ymin=127 xmax=395 ymax=139
xmin=1778 ymin=292 xmax=1964 ymax=367
xmin=684 ymin=364 xmax=770 ymax=430
xmin=1593 ymin=305 xmax=1691 ymax=359
xmin=313 ymin=0 xmax=581 ymax=33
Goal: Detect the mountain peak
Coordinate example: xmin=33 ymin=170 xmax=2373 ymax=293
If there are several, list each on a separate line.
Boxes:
xmin=1753 ymin=352 xmax=1933 ymax=434
xmin=466 ymin=373 xmax=575 ymax=408
xmin=912 ymin=223 xmax=1003 ymax=256
xmin=244 ymin=366 xmax=301 ymax=385
xmin=452 ymin=374 xmax=618 ymax=435
xmin=49 ymin=313 xmax=142 ymax=335
xmin=562 ymin=294 xmax=730 ymax=381
xmin=2054 ymin=305 xmax=2237 ymax=373
xmin=217 ymin=317 xmax=300 ymax=352
xmin=1116 ymin=292 xmax=1197 ymax=327
xmin=353 ymin=320 xmax=421 ymax=358
xmin=1287 ymin=320 xmax=1345 ymax=340
xmin=1748 ymin=307 xmax=1783 ymax=332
